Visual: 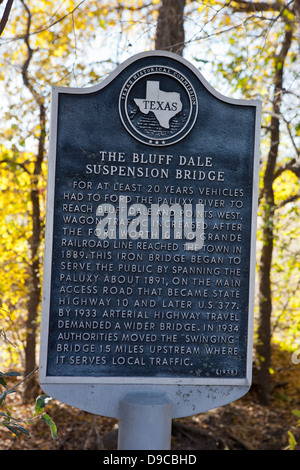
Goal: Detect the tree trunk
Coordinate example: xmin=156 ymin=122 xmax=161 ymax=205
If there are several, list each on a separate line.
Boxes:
xmin=256 ymin=27 xmax=293 ymax=404
xmin=21 ymin=0 xmax=45 ymax=401
xmin=155 ymin=0 xmax=186 ymax=55
xmin=23 ymin=102 xmax=45 ymax=401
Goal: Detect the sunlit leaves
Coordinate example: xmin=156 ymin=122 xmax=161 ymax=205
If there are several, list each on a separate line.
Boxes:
xmin=274 ymin=170 xmax=300 ymax=206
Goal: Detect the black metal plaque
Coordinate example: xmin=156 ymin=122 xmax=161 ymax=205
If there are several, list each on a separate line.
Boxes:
xmin=41 ymin=51 xmax=261 ymax=386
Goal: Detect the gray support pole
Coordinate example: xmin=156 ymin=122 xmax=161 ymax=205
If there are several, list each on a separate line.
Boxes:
xmin=118 ymin=392 xmax=173 ymax=450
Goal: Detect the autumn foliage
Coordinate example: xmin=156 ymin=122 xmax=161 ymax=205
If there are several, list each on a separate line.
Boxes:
xmin=0 ymin=0 xmax=299 ymax=449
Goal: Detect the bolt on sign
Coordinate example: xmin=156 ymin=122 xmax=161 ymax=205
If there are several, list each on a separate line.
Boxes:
xmin=39 ymin=51 xmax=261 ymax=418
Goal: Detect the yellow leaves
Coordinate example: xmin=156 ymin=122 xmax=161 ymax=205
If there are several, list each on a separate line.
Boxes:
xmin=224 ymin=14 xmax=231 ymax=26
xmin=289 ymin=294 xmax=300 ymax=311
xmin=282 ymin=8 xmax=295 ymax=23
xmin=35 ymin=29 xmax=54 ymax=49
xmin=274 ymin=170 xmax=300 ymax=206
xmin=287 ymin=431 xmax=298 ymax=451
xmin=53 ymin=45 xmax=67 ymax=58
xmin=99 ymin=19 xmax=106 ymax=29
xmin=0 ymin=148 xmax=37 ymax=362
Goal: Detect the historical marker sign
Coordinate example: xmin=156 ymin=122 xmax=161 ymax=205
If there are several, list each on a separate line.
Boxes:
xmin=40 ymin=51 xmax=261 ymax=418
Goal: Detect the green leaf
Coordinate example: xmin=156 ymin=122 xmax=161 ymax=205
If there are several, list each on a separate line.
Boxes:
xmin=287 ymin=431 xmax=297 ymax=450
xmin=0 ymin=410 xmax=22 ymax=423
xmin=3 ymin=423 xmax=21 ymax=438
xmin=0 ymin=371 xmax=21 ymax=389
xmin=41 ymin=414 xmax=58 ymax=439
xmin=12 ymin=423 xmax=30 ymax=437
xmin=0 ymin=377 xmax=7 ymax=388
xmin=3 ymin=422 xmax=30 ymax=438
xmin=4 ymin=371 xmax=22 ymax=377
xmin=0 ymin=411 xmax=14 ymax=421
xmin=0 ymin=390 xmax=7 ymax=406
xmin=35 ymin=394 xmax=52 ymax=415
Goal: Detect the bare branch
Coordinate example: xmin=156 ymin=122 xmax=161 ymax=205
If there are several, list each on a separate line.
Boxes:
xmin=6 ymin=367 xmax=39 ymax=394
xmin=282 ymin=114 xmax=300 ymax=160
xmin=0 ymin=158 xmax=31 ymax=174
xmin=275 ymin=192 xmax=300 ymax=210
xmin=20 ymin=0 xmax=40 ymax=104
xmin=274 ymin=159 xmax=300 ymax=179
xmin=231 ymin=0 xmax=292 ymax=14
xmin=0 ymin=0 xmax=86 ymax=44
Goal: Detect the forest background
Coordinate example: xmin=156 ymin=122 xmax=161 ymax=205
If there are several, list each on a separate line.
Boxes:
xmin=0 ymin=0 xmax=299 ymax=451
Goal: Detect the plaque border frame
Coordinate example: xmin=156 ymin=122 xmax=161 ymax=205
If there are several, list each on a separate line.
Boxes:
xmin=39 ymin=50 xmax=261 ymax=390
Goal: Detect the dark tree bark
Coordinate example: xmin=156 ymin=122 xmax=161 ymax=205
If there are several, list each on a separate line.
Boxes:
xmin=256 ymin=26 xmax=293 ymax=404
xmin=23 ymin=102 xmax=45 ymax=401
xmin=226 ymin=0 xmax=298 ymax=405
xmin=155 ymin=0 xmax=186 ymax=55
xmin=20 ymin=0 xmax=45 ymax=401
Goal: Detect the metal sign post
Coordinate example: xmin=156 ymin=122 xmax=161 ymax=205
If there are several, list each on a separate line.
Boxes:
xmin=118 ymin=392 xmax=173 ymax=450
xmin=39 ymin=51 xmax=261 ymax=450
